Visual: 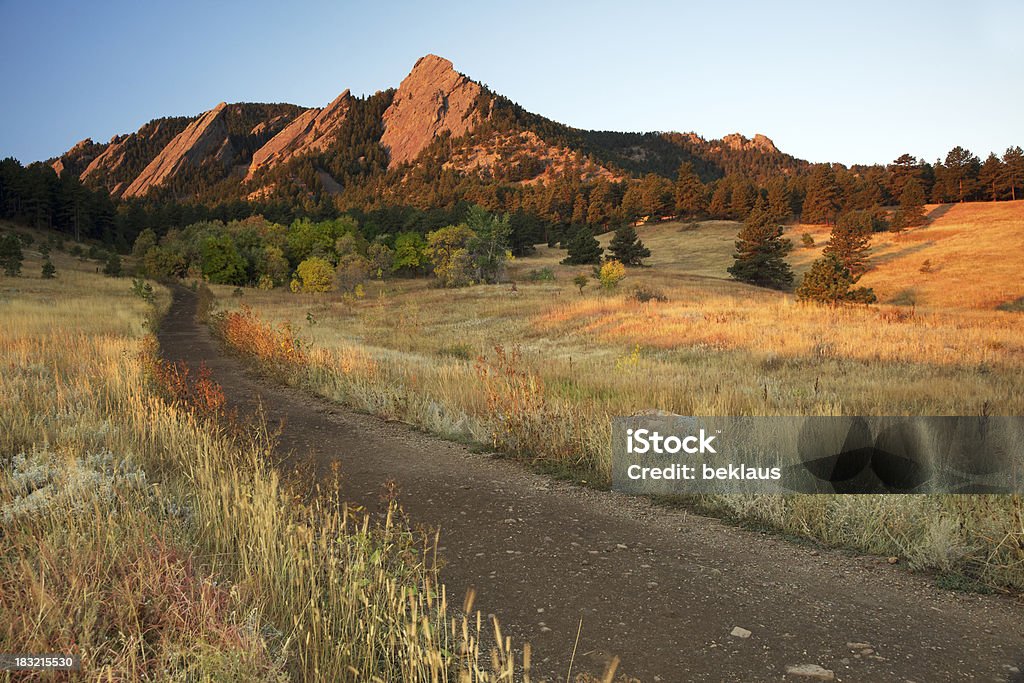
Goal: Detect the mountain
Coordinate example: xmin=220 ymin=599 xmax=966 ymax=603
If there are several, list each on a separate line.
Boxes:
xmin=49 ymin=54 xmax=804 ymax=206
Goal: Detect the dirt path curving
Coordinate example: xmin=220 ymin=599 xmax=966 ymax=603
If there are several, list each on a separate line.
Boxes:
xmin=158 ymin=288 xmax=1024 ymax=683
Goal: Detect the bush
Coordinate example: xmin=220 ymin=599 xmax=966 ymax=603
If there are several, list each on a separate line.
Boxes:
xmin=796 ymin=255 xmax=876 ymax=305
xmin=573 ymin=273 xmax=589 ymax=295
xmin=630 ymin=283 xmax=667 ymax=303
xmin=41 ymin=259 xmax=56 ymax=279
xmin=294 ymin=257 xmax=334 ymax=293
xmin=527 ymin=267 xmax=556 ymax=282
xmin=598 ymin=259 xmax=626 ymax=291
xmin=801 ymin=233 xmax=815 ymax=248
xmin=103 ymin=253 xmax=123 ymax=277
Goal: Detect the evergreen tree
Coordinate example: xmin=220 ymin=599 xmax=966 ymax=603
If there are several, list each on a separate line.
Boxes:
xmin=727 ymin=200 xmax=793 ymax=289
xmin=561 ymin=226 xmax=604 ymax=265
xmin=729 ymin=179 xmax=756 ymax=220
xmin=944 ymin=146 xmax=980 ymax=202
xmin=103 ymin=252 xmax=123 ymax=277
xmin=891 ymin=178 xmax=927 ymax=230
xmin=796 ymin=254 xmax=876 ymax=304
xmin=0 ymin=233 xmax=24 ymax=276
xmin=822 ymin=210 xmax=873 ymax=276
xmin=802 ymin=164 xmax=841 ymax=224
xmin=765 ymin=177 xmax=791 ymax=223
xmin=673 ymin=162 xmax=706 ymax=217
xmin=41 ymin=258 xmax=56 ymax=279
xmin=707 ymin=180 xmax=731 ymax=218
xmin=978 ymin=153 xmax=1004 ymax=202
xmin=887 ymin=153 xmax=922 ymax=200
xmin=608 ymin=224 xmax=651 ymax=266
xmin=1001 ymin=146 xmax=1024 ymax=201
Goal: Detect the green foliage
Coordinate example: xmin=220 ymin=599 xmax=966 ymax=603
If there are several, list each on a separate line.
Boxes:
xmin=891 ymin=178 xmax=927 ymax=231
xmin=801 ymin=233 xmax=815 ymax=248
xmin=367 ymin=242 xmax=394 ymax=279
xmin=41 ymin=258 xmax=56 ymax=279
xmin=527 ymin=267 xmax=556 ymax=283
xmin=103 ymin=252 xmax=123 ymax=277
xmin=823 ymin=210 xmax=873 ymax=277
xmin=0 ymin=233 xmax=24 ymax=276
xmin=425 ymin=225 xmax=476 ymax=287
xmin=608 ymin=224 xmax=651 ymax=266
xmin=294 ymin=257 xmax=334 ymax=293
xmin=392 ymin=232 xmax=427 ymax=276
xmin=465 ymin=205 xmax=511 ymax=284
xmin=796 ymin=254 xmax=877 ymax=305
xmin=199 ymin=234 xmax=245 ymax=285
xmin=802 ymin=164 xmax=841 ymax=224
xmin=561 ymin=227 xmax=603 ymax=265
xmin=573 ymin=273 xmax=589 ymax=294
xmin=727 ymin=201 xmax=794 ymax=290
xmin=598 ymin=260 xmax=626 ymax=290
xmin=286 ymin=217 xmax=358 ymax=265
xmin=131 ymin=278 xmax=154 ymax=303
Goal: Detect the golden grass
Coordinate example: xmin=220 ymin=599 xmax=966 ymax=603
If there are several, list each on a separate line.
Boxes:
xmin=0 ymin=253 xmax=526 ymax=680
xmin=208 ymin=202 xmax=1024 ymax=590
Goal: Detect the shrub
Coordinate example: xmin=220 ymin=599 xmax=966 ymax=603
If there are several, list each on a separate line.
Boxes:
xmin=630 ymin=283 xmax=668 ymax=303
xmin=920 ymin=258 xmax=933 ymax=274
xmin=103 ymin=253 xmax=123 ymax=277
xmin=294 ymin=257 xmax=334 ymax=293
xmin=527 ymin=267 xmax=556 ymax=282
xmin=41 ymin=259 xmax=56 ymax=279
xmin=598 ymin=259 xmax=626 ymax=291
xmin=796 ymin=255 xmax=876 ymax=304
xmin=801 ymin=233 xmax=815 ymax=248
xmin=573 ymin=273 xmax=589 ymax=295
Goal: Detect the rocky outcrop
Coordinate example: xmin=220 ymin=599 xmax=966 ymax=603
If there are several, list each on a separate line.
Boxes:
xmin=381 ymin=54 xmax=484 ymax=168
xmin=122 ymin=103 xmax=231 ymax=198
xmin=245 ymin=90 xmax=351 ymax=181
xmin=80 ymin=135 xmax=130 ymax=184
xmin=720 ymin=133 xmax=779 ymax=154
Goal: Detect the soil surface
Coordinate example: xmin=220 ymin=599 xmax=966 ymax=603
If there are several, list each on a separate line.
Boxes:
xmin=158 ymin=288 xmax=1024 ymax=683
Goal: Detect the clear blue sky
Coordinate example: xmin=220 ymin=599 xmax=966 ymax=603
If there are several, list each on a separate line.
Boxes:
xmin=1 ymin=0 xmax=1021 ymax=167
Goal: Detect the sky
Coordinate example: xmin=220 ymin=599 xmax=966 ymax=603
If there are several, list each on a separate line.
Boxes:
xmin=1 ymin=0 xmax=1021 ymax=167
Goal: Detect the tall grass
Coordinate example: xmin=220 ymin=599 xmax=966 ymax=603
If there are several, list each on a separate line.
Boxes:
xmin=0 ymin=265 xmax=525 ymax=680
xmin=208 ymin=257 xmax=1024 ymax=591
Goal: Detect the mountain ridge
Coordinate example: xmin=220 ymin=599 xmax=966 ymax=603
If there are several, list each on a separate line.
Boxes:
xmin=49 ymin=54 xmax=801 ymax=203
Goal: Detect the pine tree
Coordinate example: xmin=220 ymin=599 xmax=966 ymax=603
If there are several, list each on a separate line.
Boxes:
xmin=708 ymin=180 xmax=731 ymax=219
xmin=103 ymin=252 xmax=123 ymax=277
xmin=608 ymin=224 xmax=651 ymax=266
xmin=978 ymin=153 xmax=1004 ymax=202
xmin=673 ymin=162 xmax=706 ymax=217
xmin=887 ymin=153 xmax=922 ymax=200
xmin=561 ymin=226 xmax=604 ymax=265
xmin=944 ymin=146 xmax=980 ymax=202
xmin=0 ymin=233 xmax=23 ymax=276
xmin=802 ymin=164 xmax=841 ymax=224
xmin=41 ymin=258 xmax=56 ymax=279
xmin=729 ymin=179 xmax=756 ymax=220
xmin=796 ymin=254 xmax=876 ymax=304
xmin=892 ymin=178 xmax=927 ymax=230
xmin=766 ymin=178 xmax=791 ymax=223
xmin=822 ymin=210 xmax=873 ymax=276
xmin=727 ymin=200 xmax=793 ymax=289
xmin=1001 ymin=146 xmax=1024 ymax=201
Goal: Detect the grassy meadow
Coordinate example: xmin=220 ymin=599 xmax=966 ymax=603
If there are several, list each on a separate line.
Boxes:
xmin=207 ymin=202 xmax=1024 ymax=591
xmin=0 ymin=232 xmax=525 ymax=681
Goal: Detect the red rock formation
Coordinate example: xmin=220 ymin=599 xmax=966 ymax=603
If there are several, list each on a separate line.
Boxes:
xmin=381 ymin=54 xmax=483 ymax=168
xmin=245 ymin=90 xmax=351 ymax=181
xmin=122 ymin=103 xmax=231 ymax=198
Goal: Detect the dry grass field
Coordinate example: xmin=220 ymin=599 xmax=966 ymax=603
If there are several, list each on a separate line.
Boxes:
xmin=208 ymin=201 xmax=1024 ymax=591
xmin=0 ymin=232 xmax=520 ymax=680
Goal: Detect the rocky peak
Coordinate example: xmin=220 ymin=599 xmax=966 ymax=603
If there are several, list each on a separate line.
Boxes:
xmin=380 ymin=54 xmax=484 ymax=168
xmin=246 ymin=90 xmax=352 ymax=181
xmin=122 ymin=103 xmax=230 ymax=198
xmin=721 ymin=133 xmax=778 ymax=153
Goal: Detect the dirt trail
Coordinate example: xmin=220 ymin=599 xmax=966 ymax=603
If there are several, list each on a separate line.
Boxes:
xmin=158 ymin=288 xmax=1024 ymax=683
